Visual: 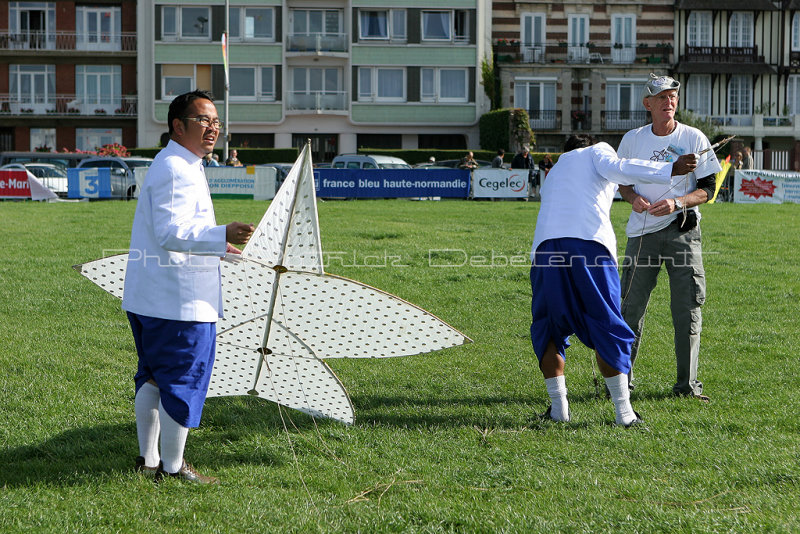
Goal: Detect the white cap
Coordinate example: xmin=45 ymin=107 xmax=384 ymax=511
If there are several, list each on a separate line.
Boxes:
xmin=645 ymin=73 xmax=680 ymax=96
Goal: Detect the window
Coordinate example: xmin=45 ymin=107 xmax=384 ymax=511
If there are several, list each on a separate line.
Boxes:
xmin=514 ymin=79 xmax=557 ymax=129
xmin=453 ymin=10 xmax=469 ymax=42
xmin=76 ymin=128 xmax=122 ymax=152
xmin=76 ymin=65 xmax=121 ymax=113
xmin=358 ymin=68 xmax=405 ymax=102
xmin=688 ymin=12 xmax=712 ymax=47
xmin=686 ymin=75 xmax=712 ymax=116
xmin=521 ymin=13 xmax=546 ymax=61
xmin=9 ymin=2 xmax=56 ymax=50
xmin=611 ymin=15 xmax=636 ymax=63
xmin=421 ymin=68 xmax=467 ymax=102
xmin=359 ymin=9 xmax=406 ymax=40
xmin=729 ymin=12 xmax=753 ymax=48
xmin=9 ymin=64 xmax=55 ymax=111
xmin=289 ymin=67 xmax=344 ymax=110
xmin=788 ymin=75 xmax=800 ymax=115
xmin=161 ymin=6 xmax=210 ymax=40
xmin=606 ymin=81 xmax=645 ymax=129
xmin=30 ymin=128 xmax=55 ymax=151
xmin=163 ymin=76 xmax=193 ymax=99
xmin=728 ymin=75 xmax=752 ymax=115
xmin=76 ymin=6 xmax=121 ymax=51
xmin=793 ymin=13 xmax=800 ymax=51
xmin=568 ymin=14 xmax=589 ymax=46
xmin=229 ymin=66 xmax=275 ymax=101
xmin=291 ymin=9 xmax=341 ymax=36
xmin=230 ymin=7 xmax=274 ymax=41
xmin=422 ymin=11 xmax=450 ymax=41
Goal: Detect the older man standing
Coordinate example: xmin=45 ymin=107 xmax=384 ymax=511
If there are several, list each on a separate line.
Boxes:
xmin=123 ymin=90 xmax=254 ymax=483
xmin=617 ymin=74 xmax=722 ymax=400
xmin=531 ymin=134 xmax=696 ymax=425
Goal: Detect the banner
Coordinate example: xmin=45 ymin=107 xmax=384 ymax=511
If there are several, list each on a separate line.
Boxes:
xmin=733 ymin=170 xmax=800 ymax=204
xmin=0 ymin=170 xmax=31 ymax=198
xmin=205 ymin=166 xmax=276 ymax=199
xmin=314 ymin=169 xmax=470 ymax=198
xmin=67 ymin=168 xmax=112 ymax=199
xmin=472 ymin=169 xmax=528 ymax=198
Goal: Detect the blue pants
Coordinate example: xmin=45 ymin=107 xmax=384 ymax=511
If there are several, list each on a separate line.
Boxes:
xmin=128 ymin=312 xmax=216 ymax=428
xmin=530 ymin=238 xmax=635 ymax=374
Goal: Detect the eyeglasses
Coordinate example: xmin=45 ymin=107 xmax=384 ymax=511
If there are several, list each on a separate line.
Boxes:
xmin=184 ymin=116 xmax=223 ymax=130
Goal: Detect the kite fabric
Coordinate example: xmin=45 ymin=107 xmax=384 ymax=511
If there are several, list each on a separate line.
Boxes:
xmin=74 ymin=143 xmax=471 ymax=424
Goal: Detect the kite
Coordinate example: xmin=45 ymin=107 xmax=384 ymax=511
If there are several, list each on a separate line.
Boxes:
xmin=74 ymin=143 xmax=471 ymax=424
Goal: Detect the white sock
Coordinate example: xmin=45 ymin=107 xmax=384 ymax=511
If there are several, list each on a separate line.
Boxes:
xmin=134 ymin=382 xmax=161 ymax=467
xmin=605 ymin=374 xmax=637 ymax=426
xmin=544 ymin=376 xmax=569 ymax=421
xmin=159 ymin=402 xmax=189 ymax=473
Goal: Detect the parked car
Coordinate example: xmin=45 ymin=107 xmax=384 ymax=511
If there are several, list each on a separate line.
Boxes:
xmin=0 ymin=151 xmax=93 ymax=170
xmin=0 ymin=162 xmax=68 ymax=196
xmin=435 ymin=159 xmax=493 ymax=169
xmin=76 ymin=156 xmax=154 ymax=198
xmin=331 ymin=154 xmax=411 ymax=169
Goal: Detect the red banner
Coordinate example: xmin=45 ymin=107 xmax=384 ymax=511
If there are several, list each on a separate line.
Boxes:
xmin=0 ymin=170 xmax=30 ymax=198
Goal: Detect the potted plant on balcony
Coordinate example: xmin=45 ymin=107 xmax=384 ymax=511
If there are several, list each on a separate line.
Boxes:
xmin=613 ymin=43 xmax=623 ymax=49
xmin=571 ymin=110 xmax=587 ymax=129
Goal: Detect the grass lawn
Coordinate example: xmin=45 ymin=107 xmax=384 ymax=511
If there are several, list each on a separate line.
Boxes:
xmin=0 ymin=197 xmax=798 ymax=533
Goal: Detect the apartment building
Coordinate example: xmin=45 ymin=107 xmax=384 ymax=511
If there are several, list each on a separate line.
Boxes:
xmin=0 ymin=0 xmax=138 ymax=152
xmin=137 ymin=1 xmax=492 ymax=162
xmin=493 ymin=1 xmax=675 ymax=152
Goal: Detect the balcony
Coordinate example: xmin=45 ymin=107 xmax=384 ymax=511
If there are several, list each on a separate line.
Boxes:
xmin=0 ymin=31 xmax=136 ymax=53
xmin=495 ymin=41 xmax=672 ymax=66
xmin=602 ymin=110 xmax=649 ymax=131
xmin=571 ymin=111 xmax=592 ymax=131
xmin=287 ymin=91 xmax=347 ymax=113
xmin=677 ymin=46 xmax=774 ymax=74
xmin=0 ymin=94 xmax=138 ymax=117
xmin=526 ymin=109 xmax=561 ymax=131
xmin=286 ymin=33 xmax=348 ymax=54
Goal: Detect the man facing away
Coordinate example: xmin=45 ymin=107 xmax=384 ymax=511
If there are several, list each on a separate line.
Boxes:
xmin=531 ymin=134 xmax=697 ymax=425
xmin=122 ymin=90 xmax=254 ymax=483
xmin=617 ymin=74 xmax=721 ymax=400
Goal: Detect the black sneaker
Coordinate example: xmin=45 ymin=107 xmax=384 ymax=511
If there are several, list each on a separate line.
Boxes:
xmin=155 ymin=460 xmax=219 ymax=484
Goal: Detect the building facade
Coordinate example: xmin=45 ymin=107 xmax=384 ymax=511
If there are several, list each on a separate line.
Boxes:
xmin=137 ymin=1 xmax=492 ymax=162
xmin=0 ymin=0 xmax=138 ymax=152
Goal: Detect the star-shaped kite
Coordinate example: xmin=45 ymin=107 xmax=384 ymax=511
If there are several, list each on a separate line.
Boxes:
xmin=75 ymin=144 xmax=471 ymax=424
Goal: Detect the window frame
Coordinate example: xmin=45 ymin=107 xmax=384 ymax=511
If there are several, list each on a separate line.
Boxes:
xmin=727 ymin=74 xmax=752 ymax=115
xmin=229 ymin=6 xmax=275 ymax=42
xmin=420 ymin=67 xmax=468 ymax=103
xmin=357 ymin=67 xmax=406 ymax=102
xmin=160 ymin=6 xmax=212 ymax=41
xmin=729 ymin=12 xmax=753 ymax=48
xmin=359 ymin=9 xmax=406 ymax=41
xmin=685 ymin=75 xmax=712 ymax=116
xmin=688 ymin=11 xmax=712 ymax=47
xmin=228 ymin=65 xmax=275 ymax=102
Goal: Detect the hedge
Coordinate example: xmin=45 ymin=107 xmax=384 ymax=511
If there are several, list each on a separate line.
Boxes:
xmin=129 ymin=147 xmax=299 ymax=164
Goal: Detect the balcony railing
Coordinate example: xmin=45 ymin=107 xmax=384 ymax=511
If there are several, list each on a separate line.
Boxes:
xmin=287 ymin=91 xmax=347 ymax=112
xmin=496 ymin=41 xmax=672 ymax=66
xmin=602 ymin=110 xmax=649 ymax=131
xmin=526 ymin=109 xmax=560 ymax=131
xmin=0 ymin=31 xmax=136 ymax=52
xmin=287 ymin=33 xmax=348 ymax=53
xmin=708 ymin=115 xmax=754 ymax=127
xmin=0 ymin=94 xmax=137 ymax=117
xmin=571 ymin=111 xmax=592 ymax=131
xmin=682 ymin=46 xmax=764 ymax=64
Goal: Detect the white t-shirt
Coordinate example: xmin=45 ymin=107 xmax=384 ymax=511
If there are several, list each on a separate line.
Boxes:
xmin=618 ymin=122 xmax=722 ymax=237
xmin=531 ymin=142 xmax=674 ymax=262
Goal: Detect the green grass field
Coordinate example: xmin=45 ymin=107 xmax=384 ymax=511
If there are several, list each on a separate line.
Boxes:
xmin=1 ymin=198 xmax=798 ymax=533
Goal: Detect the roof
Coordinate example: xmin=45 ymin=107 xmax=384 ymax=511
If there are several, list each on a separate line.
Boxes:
xmin=676 ymin=0 xmax=781 ymax=9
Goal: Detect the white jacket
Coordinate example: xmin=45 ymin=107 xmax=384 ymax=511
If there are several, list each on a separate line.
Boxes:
xmin=122 ymin=140 xmax=227 ymax=322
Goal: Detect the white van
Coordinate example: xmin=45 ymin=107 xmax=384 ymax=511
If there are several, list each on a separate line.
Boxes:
xmin=331 ymin=154 xmax=411 ymax=169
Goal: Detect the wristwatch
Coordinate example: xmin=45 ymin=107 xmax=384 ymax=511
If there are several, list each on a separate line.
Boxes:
xmin=674 ymin=197 xmax=684 ymax=210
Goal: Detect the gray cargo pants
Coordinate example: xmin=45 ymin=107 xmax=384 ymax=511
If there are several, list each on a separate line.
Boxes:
xmin=620 ymin=221 xmax=706 ymax=396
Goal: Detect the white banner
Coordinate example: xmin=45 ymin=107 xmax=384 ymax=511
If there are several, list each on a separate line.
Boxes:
xmin=134 ymin=166 xmax=276 ymax=199
xmin=472 ymin=169 xmax=529 ymax=198
xmin=734 ymin=169 xmax=800 ymax=204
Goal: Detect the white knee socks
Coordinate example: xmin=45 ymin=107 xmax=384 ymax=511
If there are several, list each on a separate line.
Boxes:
xmin=605 ymin=374 xmax=637 ymax=426
xmin=134 ymin=382 xmax=161 ymax=467
xmin=544 ymin=375 xmax=570 ymax=421
xmin=159 ymin=402 xmax=189 ymax=474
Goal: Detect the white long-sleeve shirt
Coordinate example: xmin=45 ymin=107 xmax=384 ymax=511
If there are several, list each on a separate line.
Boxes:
xmin=531 ymin=142 xmax=675 ymax=262
xmin=122 ymin=140 xmax=227 ymax=322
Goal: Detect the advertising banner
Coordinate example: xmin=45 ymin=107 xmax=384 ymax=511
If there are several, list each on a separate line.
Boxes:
xmin=315 ymin=169 xmax=470 ymax=198
xmin=68 ymin=168 xmax=112 ymax=199
xmin=471 ymin=169 xmax=528 ymax=198
xmin=0 ymin=170 xmax=31 ymax=198
xmin=734 ymin=170 xmax=800 ymax=204
xmin=205 ymin=166 xmax=276 ymax=199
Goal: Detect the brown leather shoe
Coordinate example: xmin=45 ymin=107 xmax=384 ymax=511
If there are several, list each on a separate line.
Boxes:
xmin=155 ymin=460 xmax=219 ymax=484
xmin=135 ymin=456 xmax=158 ymax=476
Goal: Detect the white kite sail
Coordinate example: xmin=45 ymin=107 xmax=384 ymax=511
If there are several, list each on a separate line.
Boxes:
xmin=75 ymin=144 xmax=471 ymax=424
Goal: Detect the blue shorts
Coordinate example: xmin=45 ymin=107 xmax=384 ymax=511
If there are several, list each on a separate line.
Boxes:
xmin=127 ymin=312 xmax=216 ymax=428
xmin=530 ymin=238 xmax=634 ymax=374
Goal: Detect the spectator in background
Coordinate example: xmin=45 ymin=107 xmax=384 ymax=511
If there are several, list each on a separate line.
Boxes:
xmin=428 ymin=156 xmax=436 ymax=164
xmin=512 ymin=146 xmax=536 ymax=195
xmin=202 ymin=153 xmax=219 ymax=167
xmin=742 ymin=146 xmax=754 ymax=169
xmin=731 ymin=151 xmax=743 ymax=170
xmin=492 ymin=149 xmax=505 ymax=168
xmin=539 ymin=154 xmax=554 ymax=177
xmin=225 ymin=149 xmax=243 ymax=167
xmin=459 ymin=151 xmax=479 ymax=170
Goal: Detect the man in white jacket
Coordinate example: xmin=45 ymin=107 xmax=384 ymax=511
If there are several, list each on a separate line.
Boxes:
xmin=122 ymin=90 xmax=253 ymax=483
xmin=531 ymin=134 xmax=696 ymax=426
